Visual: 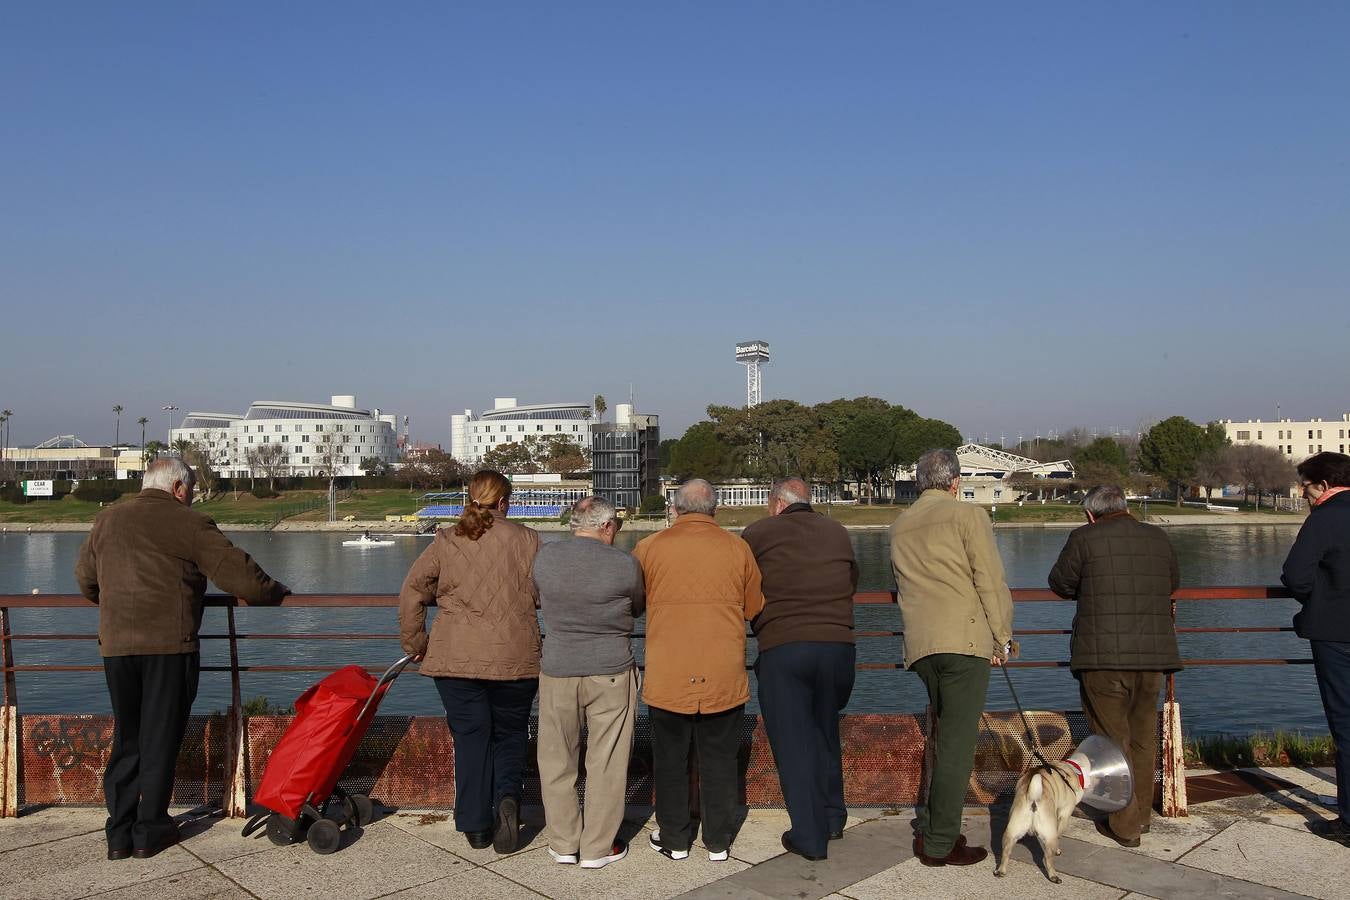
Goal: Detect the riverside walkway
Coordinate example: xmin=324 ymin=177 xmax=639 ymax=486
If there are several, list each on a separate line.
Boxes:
xmin=1 ymin=767 xmax=1346 ymax=900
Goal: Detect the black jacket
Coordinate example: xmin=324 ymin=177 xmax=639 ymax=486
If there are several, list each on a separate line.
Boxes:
xmin=1048 ymin=511 xmax=1182 ymax=673
xmin=1282 ymin=491 xmax=1350 ymax=642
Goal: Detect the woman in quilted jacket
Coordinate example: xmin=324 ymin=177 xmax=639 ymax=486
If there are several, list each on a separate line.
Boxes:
xmin=398 ymin=469 xmax=541 ymax=853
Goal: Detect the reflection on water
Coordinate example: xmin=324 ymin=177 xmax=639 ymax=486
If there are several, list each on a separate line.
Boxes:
xmin=0 ymin=525 xmax=1319 ymax=735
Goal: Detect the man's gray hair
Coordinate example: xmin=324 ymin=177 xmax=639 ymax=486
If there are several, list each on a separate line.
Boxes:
xmin=770 ymin=477 xmax=810 ymax=506
xmin=569 ymin=495 xmax=618 ymax=531
xmin=142 ymin=458 xmax=195 ymax=493
xmin=1083 ymin=484 xmax=1128 ymax=517
xmin=915 ymin=448 xmax=961 ymax=492
xmin=672 ymin=478 xmax=717 ymax=515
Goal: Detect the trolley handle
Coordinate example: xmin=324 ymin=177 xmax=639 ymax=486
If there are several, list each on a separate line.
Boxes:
xmin=356 ymin=654 xmax=415 ymax=722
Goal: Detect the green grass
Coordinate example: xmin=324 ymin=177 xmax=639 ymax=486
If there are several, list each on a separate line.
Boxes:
xmin=1185 ymin=730 xmax=1335 ymax=768
xmin=0 ymin=494 xmax=111 ymax=523
xmin=288 ymin=489 xmax=431 ymax=522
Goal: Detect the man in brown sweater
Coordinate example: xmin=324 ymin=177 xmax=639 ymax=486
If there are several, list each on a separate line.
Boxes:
xmin=76 ymin=459 xmax=288 ymax=860
xmin=742 ymin=478 xmax=857 ymax=861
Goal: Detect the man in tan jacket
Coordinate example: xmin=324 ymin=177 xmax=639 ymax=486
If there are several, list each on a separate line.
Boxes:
xmin=76 ymin=459 xmax=288 ymax=861
xmin=891 ymin=448 xmax=1013 ymax=868
xmin=633 ymin=479 xmax=764 ymax=861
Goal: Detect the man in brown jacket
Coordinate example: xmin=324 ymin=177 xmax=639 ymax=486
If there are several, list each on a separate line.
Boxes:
xmin=1049 ymin=483 xmax=1181 ymax=848
xmin=75 ymin=459 xmax=288 ymax=860
xmin=633 ymin=479 xmax=765 ymax=861
xmin=891 ymin=448 xmax=1013 ymax=868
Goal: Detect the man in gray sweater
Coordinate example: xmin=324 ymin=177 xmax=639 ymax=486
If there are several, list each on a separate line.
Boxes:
xmin=533 ymin=496 xmax=646 ymax=869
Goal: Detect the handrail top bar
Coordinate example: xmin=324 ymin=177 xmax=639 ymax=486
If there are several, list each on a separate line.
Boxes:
xmin=0 ymin=585 xmax=1296 ymax=608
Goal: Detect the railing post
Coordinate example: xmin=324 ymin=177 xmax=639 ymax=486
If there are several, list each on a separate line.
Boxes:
xmin=1 ymin=606 xmax=19 ymax=817
xmin=221 ymin=605 xmax=248 ymax=817
xmin=1161 ymin=599 xmax=1188 ymax=817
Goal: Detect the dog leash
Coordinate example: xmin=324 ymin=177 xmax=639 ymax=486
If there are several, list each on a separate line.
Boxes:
xmin=999 ymin=664 xmax=1079 ymax=791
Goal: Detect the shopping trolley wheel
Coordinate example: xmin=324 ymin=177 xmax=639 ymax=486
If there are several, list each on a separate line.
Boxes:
xmin=343 ymin=793 xmax=375 ymax=827
xmin=266 ymin=815 xmax=300 ymax=847
xmin=307 ymin=818 xmax=341 ymax=855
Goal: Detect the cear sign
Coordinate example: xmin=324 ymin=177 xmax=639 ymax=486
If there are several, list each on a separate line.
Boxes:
xmin=23 ymin=480 xmax=54 ymax=497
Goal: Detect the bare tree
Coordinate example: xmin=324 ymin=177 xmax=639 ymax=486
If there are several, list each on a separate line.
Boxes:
xmin=1193 ymin=448 xmax=1237 ymax=502
xmin=243 ymin=448 xmax=261 ymax=490
xmin=255 ymin=443 xmax=289 ymax=490
xmin=1229 ymin=444 xmax=1295 ymax=509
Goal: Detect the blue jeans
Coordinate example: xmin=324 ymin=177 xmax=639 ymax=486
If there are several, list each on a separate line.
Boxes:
xmin=1312 ymin=640 xmax=1350 ymax=825
xmin=434 ymin=677 xmax=538 ymax=833
xmin=757 ymin=642 xmax=855 ymax=857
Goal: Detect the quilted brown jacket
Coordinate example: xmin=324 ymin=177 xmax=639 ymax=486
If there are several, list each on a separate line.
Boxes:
xmin=74 ymin=489 xmax=287 ymax=656
xmin=398 ymin=518 xmax=542 ymax=679
xmin=1048 ymin=511 xmax=1182 ymax=673
xmin=632 ymin=513 xmax=765 ymax=714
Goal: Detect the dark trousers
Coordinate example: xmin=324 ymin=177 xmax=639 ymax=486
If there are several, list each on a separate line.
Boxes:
xmin=1078 ymin=670 xmax=1164 ymax=840
xmin=102 ymin=653 xmax=200 ymax=852
xmin=912 ymin=653 xmax=990 ymax=858
xmin=434 ymin=676 xmax=538 ymax=833
xmin=757 ymin=641 xmax=855 ymax=857
xmin=650 ymin=704 xmax=743 ymax=853
xmin=1312 ymin=641 xmax=1350 ymax=826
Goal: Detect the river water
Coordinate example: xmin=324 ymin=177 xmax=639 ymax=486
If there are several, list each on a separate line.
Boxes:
xmin=0 ymin=525 xmax=1318 ymax=736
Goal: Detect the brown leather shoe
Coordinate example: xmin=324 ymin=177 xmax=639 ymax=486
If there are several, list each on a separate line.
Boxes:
xmin=914 ymin=832 xmax=987 ymax=867
xmin=1095 ymin=820 xmax=1141 ymax=848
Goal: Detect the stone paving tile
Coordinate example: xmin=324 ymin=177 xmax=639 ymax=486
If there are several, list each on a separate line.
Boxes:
xmin=694 ymin=809 xmax=873 ymax=865
xmin=213 ymin=820 xmax=471 ymax=900
xmin=378 ymin=868 xmax=549 ymax=898
xmin=1054 ymin=811 xmax=1235 ymax=862
xmin=1178 ymin=819 xmax=1350 ymax=900
xmin=841 ymin=855 xmax=1125 ymax=899
xmin=176 ymin=811 xmax=277 ymax=865
xmin=0 ymin=807 xmax=105 ymax=855
xmin=488 ymin=834 xmax=749 ymax=900
xmin=0 ymin=830 xmax=203 ymax=900
xmin=93 ymin=868 xmax=254 ymax=900
xmin=382 ymin=808 xmax=547 ymax=864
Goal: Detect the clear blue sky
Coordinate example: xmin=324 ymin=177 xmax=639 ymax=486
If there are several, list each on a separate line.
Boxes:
xmin=3 ymin=2 xmax=1347 ymax=447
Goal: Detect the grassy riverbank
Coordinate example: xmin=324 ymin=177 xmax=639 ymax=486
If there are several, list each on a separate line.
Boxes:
xmin=0 ymin=492 xmax=1305 ymax=527
xmin=1185 ymin=731 xmax=1335 ymax=768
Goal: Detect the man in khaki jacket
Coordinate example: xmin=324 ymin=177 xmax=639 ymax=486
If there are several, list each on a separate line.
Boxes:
xmin=891 ymin=448 xmax=1013 ymax=868
xmin=633 ymin=479 xmax=765 ymax=861
xmin=76 ymin=459 xmax=288 ymax=861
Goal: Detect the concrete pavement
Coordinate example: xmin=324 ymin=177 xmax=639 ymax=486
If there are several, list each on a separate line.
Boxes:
xmin=1 ymin=767 xmax=1346 ymax=900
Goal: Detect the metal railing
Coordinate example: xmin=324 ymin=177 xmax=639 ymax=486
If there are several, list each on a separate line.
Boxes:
xmin=0 ymin=586 xmax=1301 ymax=818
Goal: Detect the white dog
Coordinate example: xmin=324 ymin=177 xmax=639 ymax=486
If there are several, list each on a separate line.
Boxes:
xmin=994 ymin=760 xmax=1085 ymax=883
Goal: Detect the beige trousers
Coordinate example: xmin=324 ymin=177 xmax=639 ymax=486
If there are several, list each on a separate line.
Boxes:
xmin=538 ymin=669 xmax=638 ymax=860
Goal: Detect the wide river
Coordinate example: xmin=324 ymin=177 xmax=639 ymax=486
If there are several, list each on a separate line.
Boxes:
xmin=0 ymin=524 xmax=1316 ymax=736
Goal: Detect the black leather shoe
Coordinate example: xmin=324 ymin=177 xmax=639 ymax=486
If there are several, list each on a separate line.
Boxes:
xmin=781 ymin=832 xmax=826 ymax=861
xmin=914 ymin=832 xmax=985 ymax=867
xmin=828 ymin=830 xmax=844 ymax=841
xmin=465 ymin=829 xmax=493 ymax=850
xmin=107 ymin=846 xmax=132 ymax=861
xmin=493 ymin=796 xmax=519 ymax=853
xmin=132 ymin=828 xmax=181 ymax=859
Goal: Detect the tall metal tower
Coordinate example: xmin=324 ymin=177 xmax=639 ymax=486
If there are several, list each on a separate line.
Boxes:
xmin=735 ymin=340 xmax=770 ymax=407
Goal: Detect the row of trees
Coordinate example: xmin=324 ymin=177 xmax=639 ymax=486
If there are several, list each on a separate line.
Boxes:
xmin=666 ymin=397 xmax=962 ymax=502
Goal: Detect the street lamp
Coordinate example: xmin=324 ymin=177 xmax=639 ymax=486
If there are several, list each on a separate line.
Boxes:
xmin=161 ymin=405 xmax=179 ymax=448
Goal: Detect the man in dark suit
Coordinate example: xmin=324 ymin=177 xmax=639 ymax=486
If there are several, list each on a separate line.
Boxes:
xmin=76 ymin=458 xmax=288 ymax=860
xmin=743 ymin=477 xmax=857 ymax=861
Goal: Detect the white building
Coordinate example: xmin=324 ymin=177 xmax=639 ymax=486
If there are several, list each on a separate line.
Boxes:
xmin=450 ymin=398 xmax=592 ymax=464
xmin=171 ymin=395 xmax=398 ymax=478
xmin=895 ymin=444 xmax=1075 ymax=503
xmin=1216 ymin=414 xmax=1350 ymax=461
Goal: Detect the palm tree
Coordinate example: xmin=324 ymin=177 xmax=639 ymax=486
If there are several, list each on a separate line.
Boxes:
xmin=144 ymin=440 xmax=166 ymax=463
xmin=0 ymin=409 xmax=10 ymax=464
xmin=171 ymin=437 xmax=194 ymax=460
xmin=137 ymin=417 xmax=149 ymax=465
xmin=113 ymin=404 xmax=123 ymax=448
xmin=593 ymin=394 xmax=607 ymax=422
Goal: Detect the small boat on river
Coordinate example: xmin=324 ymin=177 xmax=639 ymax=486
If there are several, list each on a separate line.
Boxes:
xmin=342 ymin=535 xmax=395 ymax=548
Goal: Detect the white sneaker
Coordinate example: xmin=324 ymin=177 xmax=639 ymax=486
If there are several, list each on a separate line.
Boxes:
xmin=649 ymin=831 xmax=689 ymax=860
xmin=580 ymin=840 xmax=628 ymax=869
xmin=548 ymin=847 xmax=578 ymax=865
xmin=708 ymin=848 xmax=730 ymax=862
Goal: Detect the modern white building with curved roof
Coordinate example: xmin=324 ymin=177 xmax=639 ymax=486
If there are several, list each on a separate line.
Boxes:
xmin=450 ymin=398 xmax=592 ymax=463
xmin=171 ymin=395 xmax=398 ymax=478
